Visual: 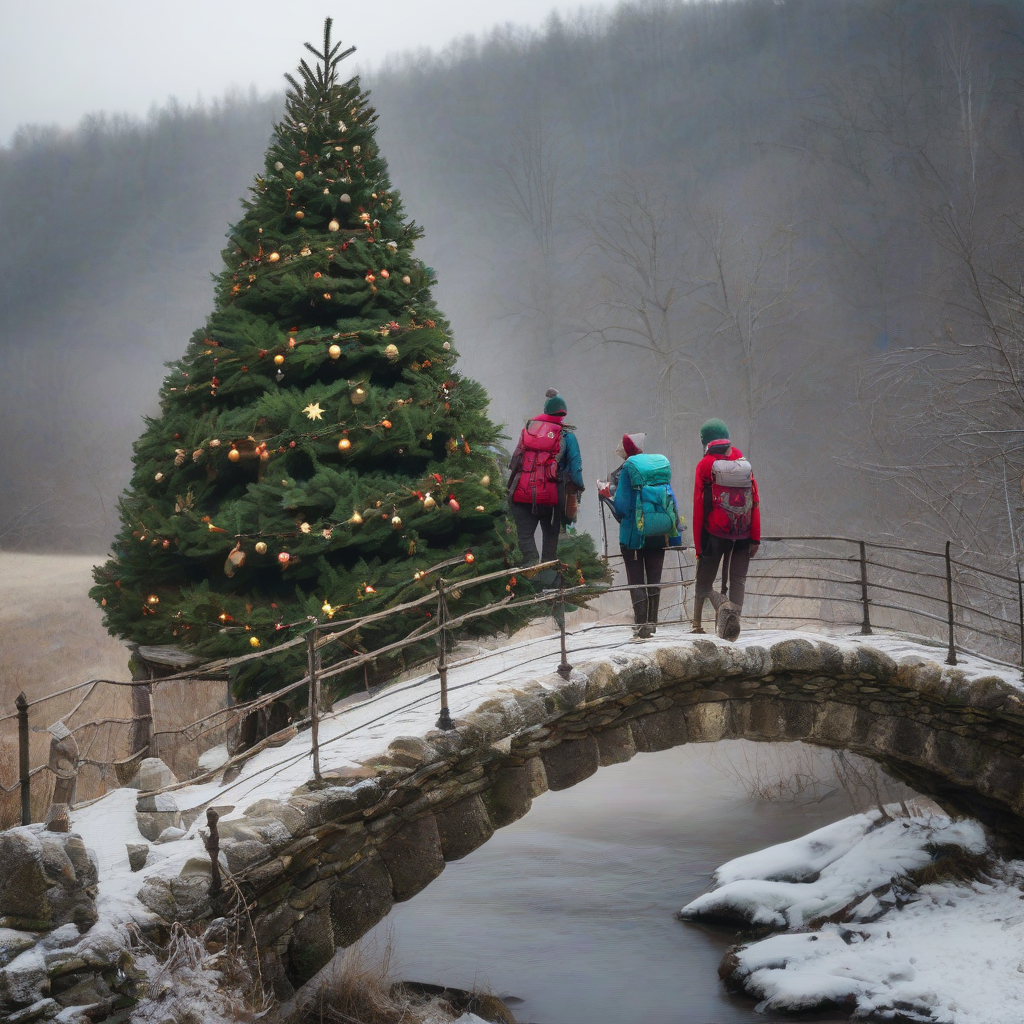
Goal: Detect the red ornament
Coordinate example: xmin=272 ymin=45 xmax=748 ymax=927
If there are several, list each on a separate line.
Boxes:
xmin=277 ymin=552 xmax=291 ymax=565
xmin=448 ymin=498 xmax=460 ymax=512
xmin=464 ymin=551 xmax=475 ymax=564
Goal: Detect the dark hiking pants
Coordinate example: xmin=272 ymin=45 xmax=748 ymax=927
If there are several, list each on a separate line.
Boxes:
xmin=693 ymin=535 xmax=751 ymax=628
xmin=512 ymin=501 xmax=560 ymax=565
xmin=621 ymin=543 xmax=666 ymax=625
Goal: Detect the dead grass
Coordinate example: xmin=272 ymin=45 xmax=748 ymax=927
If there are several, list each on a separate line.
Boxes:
xmin=0 ymin=552 xmax=228 ymax=819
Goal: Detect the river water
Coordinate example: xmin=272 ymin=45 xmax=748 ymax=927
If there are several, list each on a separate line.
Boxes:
xmin=367 ymin=741 xmax=855 ymax=1024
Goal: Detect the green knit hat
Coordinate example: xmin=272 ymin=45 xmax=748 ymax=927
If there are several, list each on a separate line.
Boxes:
xmin=543 ymin=389 xmax=568 ymax=416
xmin=700 ymin=418 xmax=729 ymax=447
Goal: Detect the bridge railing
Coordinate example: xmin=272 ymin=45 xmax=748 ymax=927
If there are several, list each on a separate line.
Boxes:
xmin=3 ymin=535 xmax=1023 ymax=828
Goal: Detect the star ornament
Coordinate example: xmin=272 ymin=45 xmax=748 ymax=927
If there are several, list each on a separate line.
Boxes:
xmin=303 ymin=402 xmax=324 ymax=421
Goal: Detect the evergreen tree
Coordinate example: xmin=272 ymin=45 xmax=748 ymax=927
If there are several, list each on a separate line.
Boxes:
xmin=91 ymin=21 xmax=604 ymax=698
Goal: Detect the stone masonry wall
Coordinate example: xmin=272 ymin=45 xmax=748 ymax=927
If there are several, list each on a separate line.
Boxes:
xmin=141 ymin=636 xmax=1024 ymax=998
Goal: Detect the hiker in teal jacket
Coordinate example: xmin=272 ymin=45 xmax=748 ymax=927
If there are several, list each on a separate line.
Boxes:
xmin=612 ymin=443 xmax=684 ymax=637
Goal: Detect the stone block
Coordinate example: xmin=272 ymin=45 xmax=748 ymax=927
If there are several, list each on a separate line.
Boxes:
xmin=0 ymin=948 xmax=48 ymax=1007
xmin=768 ymin=638 xmax=821 ymax=674
xmin=460 ymin=698 xmax=527 ymax=745
xmin=138 ymin=757 xmax=177 ymax=792
xmin=925 ymin=730 xmax=985 ymax=786
xmin=223 ymin=839 xmax=270 ymax=874
xmin=0 ymin=930 xmax=36 ymax=969
xmin=52 ymin=972 xmax=111 ymax=1008
xmin=330 ymin=852 xmax=394 ymax=947
xmin=853 ymin=646 xmax=897 ymax=682
xmin=135 ymin=811 xmax=182 ymax=843
xmin=631 ymin=706 xmax=689 ymax=753
xmin=594 ymin=725 xmax=636 ymax=766
xmin=6 ymin=998 xmax=58 ymax=1023
xmin=541 ymin=734 xmax=599 ymax=791
xmin=288 ymin=906 xmax=335 ymax=986
xmin=376 ymin=815 xmax=445 ymax=901
xmin=809 ymin=702 xmax=859 ymax=747
xmin=481 ymin=764 xmax=535 ymax=829
xmin=243 ymin=799 xmax=305 ymax=837
xmin=126 ymin=844 xmax=148 ymax=873
xmin=683 ymin=702 xmax=732 ymax=743
xmin=137 ymin=874 xmax=211 ymax=924
xmin=155 ymin=827 xmax=186 ymax=844
xmin=435 ymin=795 xmax=494 ymax=861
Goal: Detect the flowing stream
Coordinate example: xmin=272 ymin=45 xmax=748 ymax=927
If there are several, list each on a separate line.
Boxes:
xmin=367 ymin=741 xmax=857 ymax=1024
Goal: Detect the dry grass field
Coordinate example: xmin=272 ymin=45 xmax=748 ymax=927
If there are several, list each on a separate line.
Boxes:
xmin=0 ymin=552 xmax=227 ymax=826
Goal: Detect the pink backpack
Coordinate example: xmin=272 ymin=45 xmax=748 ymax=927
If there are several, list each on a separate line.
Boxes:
xmin=512 ymin=419 xmax=562 ymax=506
xmin=710 ymin=457 xmax=754 ymax=538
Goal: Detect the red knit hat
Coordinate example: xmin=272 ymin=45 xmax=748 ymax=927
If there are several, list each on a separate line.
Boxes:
xmin=622 ymin=433 xmax=642 ymax=457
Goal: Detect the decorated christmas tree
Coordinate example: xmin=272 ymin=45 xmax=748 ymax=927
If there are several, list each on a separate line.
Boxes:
xmin=91 ymin=21 xmax=604 ymax=698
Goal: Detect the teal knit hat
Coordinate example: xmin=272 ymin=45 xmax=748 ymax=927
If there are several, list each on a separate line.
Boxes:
xmin=543 ymin=388 xmax=568 ymax=416
xmin=700 ymin=418 xmax=729 ymax=447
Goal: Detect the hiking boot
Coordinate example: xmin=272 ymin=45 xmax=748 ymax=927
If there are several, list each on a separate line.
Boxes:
xmin=716 ymin=601 xmax=741 ymax=641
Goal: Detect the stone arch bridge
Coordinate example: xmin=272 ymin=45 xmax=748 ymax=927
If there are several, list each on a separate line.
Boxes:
xmin=83 ymin=630 xmax=1024 ymax=999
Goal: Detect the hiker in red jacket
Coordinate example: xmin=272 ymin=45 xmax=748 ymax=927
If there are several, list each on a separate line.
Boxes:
xmin=691 ymin=418 xmax=760 ymax=634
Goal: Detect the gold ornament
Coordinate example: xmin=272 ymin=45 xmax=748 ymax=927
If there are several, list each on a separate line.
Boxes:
xmin=328 ymin=219 xmax=340 ymax=232
xmin=340 ymin=193 xmax=351 ymax=203
xmin=338 ymin=438 xmax=351 ymax=451
xmin=295 ymin=210 xmax=305 ymax=219
xmin=255 ymin=541 xmax=268 ymax=554
xmin=294 ymin=170 xmax=305 ymax=181
xmin=250 ymin=636 xmax=261 ymax=648
xmin=481 ymin=475 xmax=490 ymax=487
xmin=146 ymin=594 xmax=160 ymax=605
xmin=402 ymin=275 xmax=411 ymax=284
xmin=329 ymin=344 xmax=341 ymax=359
xmin=476 ymin=505 xmax=485 ymax=512
xmin=443 ymin=341 xmax=451 ymax=351
xmin=322 ymin=601 xmax=334 ymax=616
xmin=228 ymin=449 xmax=240 ymax=463
xmin=288 ymin=337 xmax=297 ymax=348
xmin=274 ymin=353 xmax=285 ymax=365
xmin=209 ymin=439 xmax=221 ymax=447
xmin=423 ymin=493 xmax=436 ymax=510
xmin=391 ymin=515 xmax=402 ymax=529
xmin=349 ymin=510 xmax=363 ymax=525
xmin=350 ymin=387 xmax=367 ymax=405
xmin=303 ymin=402 xmax=324 ymax=421
xmin=268 ymin=252 xmax=280 ymax=262
xmin=154 ymin=472 xmax=164 ymax=482
xmin=300 ymin=522 xmax=311 ymax=533
xmin=384 ymin=343 xmax=399 ymax=360
xmin=273 ymin=161 xmax=284 ymax=171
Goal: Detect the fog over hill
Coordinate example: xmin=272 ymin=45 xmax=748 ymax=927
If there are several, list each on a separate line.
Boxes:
xmin=2 ymin=0 xmax=1022 ymax=563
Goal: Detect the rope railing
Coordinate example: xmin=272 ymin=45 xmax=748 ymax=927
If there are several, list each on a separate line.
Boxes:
xmin=5 ymin=536 xmax=1023 ymax=829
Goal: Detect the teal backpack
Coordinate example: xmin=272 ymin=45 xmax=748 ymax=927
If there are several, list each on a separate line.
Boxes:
xmin=622 ymin=454 xmax=680 ymax=548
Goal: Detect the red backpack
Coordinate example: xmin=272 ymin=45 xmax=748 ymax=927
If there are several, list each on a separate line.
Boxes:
xmin=512 ymin=419 xmax=563 ymax=507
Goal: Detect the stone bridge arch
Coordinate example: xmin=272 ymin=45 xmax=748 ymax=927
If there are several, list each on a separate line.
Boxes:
xmin=192 ymin=635 xmax=1024 ymax=997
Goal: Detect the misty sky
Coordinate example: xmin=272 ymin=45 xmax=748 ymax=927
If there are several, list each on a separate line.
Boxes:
xmin=0 ymin=0 xmax=597 ymax=144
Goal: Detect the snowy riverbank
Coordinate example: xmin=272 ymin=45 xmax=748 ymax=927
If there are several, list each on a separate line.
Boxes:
xmin=681 ymin=807 xmax=1024 ymax=1023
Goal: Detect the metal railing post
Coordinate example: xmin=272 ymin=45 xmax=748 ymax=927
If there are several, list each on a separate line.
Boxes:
xmin=435 ymin=578 xmax=454 ymax=730
xmin=1017 ymin=562 xmax=1024 ymax=682
xmin=203 ymin=807 xmax=222 ymax=901
xmin=306 ymin=621 xmax=322 ymax=781
xmin=556 ymin=586 xmax=573 ymax=679
xmin=945 ymin=540 xmax=957 ymax=665
xmin=858 ymin=540 xmax=872 ymax=635
xmin=16 ymin=692 xmax=30 ymax=826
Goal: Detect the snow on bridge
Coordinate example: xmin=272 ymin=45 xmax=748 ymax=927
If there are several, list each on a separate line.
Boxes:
xmin=61 ymin=623 xmax=1024 ymax=1000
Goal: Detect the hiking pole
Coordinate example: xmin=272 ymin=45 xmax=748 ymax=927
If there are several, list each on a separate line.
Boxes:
xmin=600 ymin=496 xmax=609 ymax=559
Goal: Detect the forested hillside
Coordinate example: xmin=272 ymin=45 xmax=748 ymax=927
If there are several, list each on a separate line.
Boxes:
xmin=3 ymin=0 xmax=1022 ymax=562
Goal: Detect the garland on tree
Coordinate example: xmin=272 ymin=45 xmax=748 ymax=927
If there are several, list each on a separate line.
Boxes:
xmin=90 ymin=20 xmax=606 ymax=698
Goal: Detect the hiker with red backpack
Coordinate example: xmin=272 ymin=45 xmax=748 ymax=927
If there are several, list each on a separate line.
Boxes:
xmin=691 ymin=418 xmax=760 ymax=637
xmin=605 ymin=435 xmax=684 ymax=638
xmin=507 ymin=389 xmax=584 ymax=567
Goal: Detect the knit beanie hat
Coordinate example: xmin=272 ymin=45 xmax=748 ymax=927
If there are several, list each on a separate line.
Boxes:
xmin=543 ymin=388 xmax=568 ymax=416
xmin=700 ymin=418 xmax=730 ymax=448
xmin=622 ymin=432 xmax=645 ymax=457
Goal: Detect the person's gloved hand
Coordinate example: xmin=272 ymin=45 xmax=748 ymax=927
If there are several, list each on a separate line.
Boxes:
xmin=597 ymin=480 xmax=611 ymax=498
